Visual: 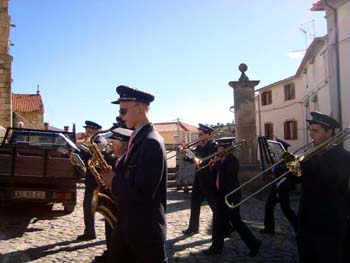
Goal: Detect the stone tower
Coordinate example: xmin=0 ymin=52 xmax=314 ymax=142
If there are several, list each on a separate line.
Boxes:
xmin=0 ymin=0 xmax=12 ymax=128
xmin=229 ymin=64 xmax=260 ymax=167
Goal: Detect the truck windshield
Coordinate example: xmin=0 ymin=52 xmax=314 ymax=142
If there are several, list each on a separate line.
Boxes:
xmin=8 ymin=130 xmax=75 ymax=147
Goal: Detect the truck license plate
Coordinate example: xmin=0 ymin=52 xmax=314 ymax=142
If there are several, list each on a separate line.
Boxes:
xmin=14 ymin=191 xmax=46 ymax=200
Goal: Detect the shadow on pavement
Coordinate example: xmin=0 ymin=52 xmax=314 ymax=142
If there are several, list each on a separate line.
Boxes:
xmin=166 ymin=234 xmax=211 ymax=259
xmin=0 ymin=239 xmax=105 ymax=262
xmin=0 ymin=204 xmax=71 ymax=240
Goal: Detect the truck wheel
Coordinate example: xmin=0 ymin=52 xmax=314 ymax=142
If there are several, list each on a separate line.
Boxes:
xmin=63 ymin=204 xmax=75 ymax=213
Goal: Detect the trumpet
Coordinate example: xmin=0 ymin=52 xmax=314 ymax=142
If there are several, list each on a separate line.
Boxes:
xmin=225 ymin=127 xmax=350 ymax=209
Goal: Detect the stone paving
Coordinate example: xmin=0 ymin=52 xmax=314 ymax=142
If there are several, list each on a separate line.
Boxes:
xmin=0 ymin=183 xmax=299 ymax=263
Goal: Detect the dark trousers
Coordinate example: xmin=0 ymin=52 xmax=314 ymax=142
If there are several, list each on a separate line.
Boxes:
xmin=297 ymin=233 xmax=345 ymax=263
xmin=264 ymin=179 xmax=298 ymax=233
xmin=107 ymin=227 xmax=167 ymax=263
xmin=82 ymin=173 xmax=96 ymax=236
xmin=187 ymin=177 xmax=215 ymax=231
xmin=212 ymin=196 xmax=259 ymax=252
xmin=344 ymin=221 xmax=350 ymax=263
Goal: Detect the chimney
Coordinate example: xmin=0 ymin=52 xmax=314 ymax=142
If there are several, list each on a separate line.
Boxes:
xmin=44 ymin=122 xmax=49 ymax=130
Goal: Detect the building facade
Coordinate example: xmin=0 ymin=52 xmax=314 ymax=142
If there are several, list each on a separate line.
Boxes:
xmin=12 ymin=93 xmax=44 ymax=129
xmin=312 ymin=0 xmax=350 ymax=149
xmin=153 ymin=121 xmax=199 ymax=149
xmin=255 ymin=37 xmax=330 ymax=152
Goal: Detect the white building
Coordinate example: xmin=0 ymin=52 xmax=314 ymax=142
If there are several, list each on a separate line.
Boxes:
xmin=255 ymin=36 xmax=330 ymax=152
xmin=312 ymin=0 xmax=350 ymax=149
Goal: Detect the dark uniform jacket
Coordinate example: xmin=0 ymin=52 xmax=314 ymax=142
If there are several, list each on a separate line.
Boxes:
xmin=112 ymin=123 xmax=167 ymax=243
xmin=299 ymin=145 xmax=350 ymax=238
xmin=213 ymin=153 xmax=240 ymax=203
xmin=193 ymin=141 xmax=217 ymax=198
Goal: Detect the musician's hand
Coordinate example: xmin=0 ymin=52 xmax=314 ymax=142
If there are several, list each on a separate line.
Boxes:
xmin=266 ymin=172 xmax=274 ymax=180
xmin=101 ymin=171 xmax=115 ymax=190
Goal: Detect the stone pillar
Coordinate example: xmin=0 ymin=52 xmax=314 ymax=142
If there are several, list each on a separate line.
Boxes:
xmin=0 ymin=0 xmax=12 ymax=128
xmin=228 ymin=64 xmax=260 ymax=167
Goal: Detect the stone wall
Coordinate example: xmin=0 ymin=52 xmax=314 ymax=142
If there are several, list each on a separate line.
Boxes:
xmin=0 ymin=0 xmax=12 ymax=128
xmin=13 ymin=112 xmax=44 ymax=129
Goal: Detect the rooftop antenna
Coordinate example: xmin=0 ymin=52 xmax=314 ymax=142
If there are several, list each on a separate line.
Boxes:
xmin=299 ymin=28 xmax=308 ymax=49
xmin=301 ymin=19 xmax=316 ymax=38
xmin=36 ymin=84 xmax=40 ymax=94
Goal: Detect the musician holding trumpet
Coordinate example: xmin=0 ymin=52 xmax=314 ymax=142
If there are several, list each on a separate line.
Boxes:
xmin=203 ymin=137 xmax=261 ymax=256
xmin=297 ymin=112 xmax=350 ymax=263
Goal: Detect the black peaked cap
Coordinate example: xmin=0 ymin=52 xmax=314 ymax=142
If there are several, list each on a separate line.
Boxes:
xmin=111 ymin=85 xmax=155 ymax=105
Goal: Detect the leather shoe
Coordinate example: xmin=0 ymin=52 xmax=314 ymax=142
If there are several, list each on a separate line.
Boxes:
xmin=94 ymin=251 xmax=107 ymax=262
xmin=259 ymin=229 xmax=275 ymax=235
xmin=249 ymin=240 xmax=262 ymax=257
xmin=76 ymin=234 xmax=96 ymax=241
xmin=182 ymin=228 xmax=198 ymax=235
xmin=202 ymin=247 xmax=222 ymax=255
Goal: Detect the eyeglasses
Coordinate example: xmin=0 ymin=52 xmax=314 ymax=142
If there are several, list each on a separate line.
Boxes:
xmin=119 ymin=104 xmax=139 ymax=115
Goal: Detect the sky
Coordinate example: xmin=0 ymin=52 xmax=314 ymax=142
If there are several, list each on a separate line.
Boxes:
xmin=8 ymin=0 xmax=327 ymax=132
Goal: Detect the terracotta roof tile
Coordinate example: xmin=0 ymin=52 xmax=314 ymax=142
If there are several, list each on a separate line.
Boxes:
xmin=12 ymin=93 xmax=44 ymax=113
xmin=154 ymin=122 xmax=198 ymax=132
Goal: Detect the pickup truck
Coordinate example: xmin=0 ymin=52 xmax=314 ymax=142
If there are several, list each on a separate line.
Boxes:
xmin=0 ymin=127 xmax=80 ymax=212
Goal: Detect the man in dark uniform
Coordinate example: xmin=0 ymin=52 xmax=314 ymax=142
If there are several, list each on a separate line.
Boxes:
xmin=297 ymin=111 xmax=350 ymax=263
xmin=204 ymin=137 xmax=261 ymax=256
xmin=106 ymin=85 xmax=167 ymax=263
xmin=260 ymin=139 xmax=299 ymax=235
xmin=97 ymin=127 xmax=132 ymax=263
xmin=77 ymin=120 xmax=102 ymax=241
xmin=182 ymin=124 xmax=218 ymax=235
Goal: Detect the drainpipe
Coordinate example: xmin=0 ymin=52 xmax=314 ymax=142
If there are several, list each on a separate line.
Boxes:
xmin=324 ymin=0 xmax=342 ymax=128
xmin=257 ymin=94 xmax=262 ymax=136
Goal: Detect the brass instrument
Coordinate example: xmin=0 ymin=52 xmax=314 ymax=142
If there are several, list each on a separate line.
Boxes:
xmin=71 ymin=128 xmax=120 ymax=228
xmin=195 ymin=139 xmax=247 ymax=172
xmin=167 ymin=129 xmax=223 ymax=160
xmin=178 ymin=140 xmax=246 ymax=180
xmin=225 ymin=127 xmax=350 ymax=209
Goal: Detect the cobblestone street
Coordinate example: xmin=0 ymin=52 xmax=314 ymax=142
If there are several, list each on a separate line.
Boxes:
xmin=0 ymin=183 xmax=299 ymax=263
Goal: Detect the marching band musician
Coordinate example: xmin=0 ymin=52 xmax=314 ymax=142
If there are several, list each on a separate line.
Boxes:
xmin=77 ymin=120 xmax=102 ymax=241
xmin=103 ymin=85 xmax=168 ymax=263
xmin=182 ymin=124 xmax=219 ymax=235
xmin=260 ymin=139 xmax=299 ymax=235
xmin=97 ymin=127 xmax=132 ymax=263
xmin=204 ymin=137 xmax=261 ymax=256
xmin=297 ymin=111 xmax=350 ymax=263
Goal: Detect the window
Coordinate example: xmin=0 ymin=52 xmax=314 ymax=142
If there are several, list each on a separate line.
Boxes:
xmin=264 ymin=123 xmax=273 ymax=139
xmin=284 ymin=120 xmax=298 ymax=140
xmin=284 ymin=83 xmax=295 ymax=100
xmin=261 ymin=91 xmax=272 ymax=106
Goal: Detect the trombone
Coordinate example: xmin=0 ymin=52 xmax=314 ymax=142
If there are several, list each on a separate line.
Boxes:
xmin=167 ymin=128 xmax=223 ymax=160
xmin=224 ymin=127 xmax=350 ymax=209
xmin=177 ymin=139 xmax=246 ymax=180
xmin=195 ymin=139 xmax=246 ymax=172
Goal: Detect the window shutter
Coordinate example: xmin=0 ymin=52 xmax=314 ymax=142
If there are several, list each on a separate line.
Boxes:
xmin=291 ymin=83 xmax=295 ymax=99
xmin=293 ymin=121 xmax=298 ymax=139
xmin=284 ymin=122 xmax=288 ymax=140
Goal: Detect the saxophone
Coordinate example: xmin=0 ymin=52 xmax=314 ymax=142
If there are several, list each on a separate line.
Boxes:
xmin=84 ymin=130 xmax=118 ymax=229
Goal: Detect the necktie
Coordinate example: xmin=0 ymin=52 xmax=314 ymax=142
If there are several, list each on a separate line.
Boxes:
xmin=124 ymin=132 xmax=136 ymax=162
xmin=114 ymin=157 xmax=120 ymax=168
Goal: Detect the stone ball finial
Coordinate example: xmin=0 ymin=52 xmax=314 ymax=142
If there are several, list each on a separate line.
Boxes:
xmin=239 ymin=63 xmax=248 ymax=73
xmin=238 ymin=63 xmax=249 ymax=82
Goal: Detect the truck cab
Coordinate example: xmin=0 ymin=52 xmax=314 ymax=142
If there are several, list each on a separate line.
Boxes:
xmin=0 ymin=127 xmax=79 ymax=212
